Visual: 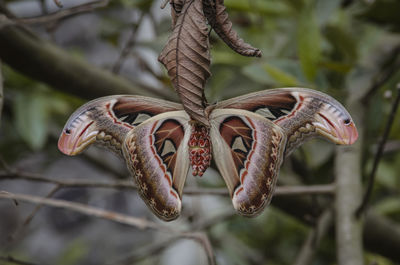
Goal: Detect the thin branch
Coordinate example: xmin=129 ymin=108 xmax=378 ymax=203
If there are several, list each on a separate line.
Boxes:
xmin=112 ymin=13 xmax=145 ymax=74
xmin=22 ymin=185 xmax=62 ymax=226
xmin=0 ymin=191 xmax=175 ymax=233
xmin=362 ymin=45 xmax=400 ymax=103
xmin=0 ymin=11 xmax=178 ymax=101
xmin=293 ymin=209 xmax=333 ymax=265
xmin=0 ymin=255 xmax=41 ymax=265
xmin=0 ymin=191 xmax=216 ymax=265
xmin=15 ymin=0 xmax=109 ymax=25
xmin=0 ymin=170 xmax=335 ymax=196
xmin=182 ymin=232 xmax=216 ymax=265
xmin=110 ymin=210 xmax=235 ymax=265
xmin=160 ymin=0 xmax=170 ymax=9
xmin=53 ymin=0 xmax=63 ymax=8
xmin=0 ymin=14 xmax=16 ymax=30
xmin=0 ymin=59 xmax=3 ymax=124
xmin=356 ymin=84 xmax=400 ymax=217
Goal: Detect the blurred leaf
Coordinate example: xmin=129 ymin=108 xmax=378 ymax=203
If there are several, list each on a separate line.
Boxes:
xmin=208 ymin=67 xmax=235 ymax=101
xmin=242 ymin=59 xmax=306 ymax=87
xmin=297 ymin=3 xmax=322 ymax=81
xmin=119 ymin=0 xmax=153 ymax=10
xmin=225 ymin=0 xmax=291 ymax=16
xmin=263 ymin=63 xmax=300 ymax=86
xmin=14 ymin=91 xmax=49 ymax=151
xmin=242 ymin=64 xmax=275 ymax=85
xmin=56 ymin=239 xmax=88 ymax=265
xmin=374 ymin=160 xmax=397 ymax=189
xmin=319 ymin=61 xmax=352 ymax=73
xmin=212 ymin=50 xmax=254 ymax=66
xmin=324 ymin=24 xmax=358 ymax=65
xmin=315 ymin=0 xmax=341 ymax=25
xmin=359 ymin=0 xmax=400 ymax=31
xmin=375 ymin=197 xmax=400 ymax=216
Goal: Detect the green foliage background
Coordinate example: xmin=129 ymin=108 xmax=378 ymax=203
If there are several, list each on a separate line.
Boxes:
xmin=1 ymin=0 xmax=400 ymax=264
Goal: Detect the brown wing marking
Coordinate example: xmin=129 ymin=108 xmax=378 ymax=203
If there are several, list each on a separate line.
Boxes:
xmin=210 ymin=109 xmax=287 ymax=217
xmin=59 ymin=95 xmax=182 ymax=157
xmin=122 ymin=111 xmax=190 ymax=221
xmin=218 ymin=116 xmax=253 ymax=178
xmin=112 ymin=96 xmax=182 ymax=127
xmin=214 ymin=88 xmax=358 ymax=156
xmin=215 ymin=91 xmax=298 ymax=121
xmin=151 ymin=119 xmax=185 ymax=187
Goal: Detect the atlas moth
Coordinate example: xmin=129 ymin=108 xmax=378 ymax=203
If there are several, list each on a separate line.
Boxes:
xmin=58 ymin=88 xmax=358 ymax=221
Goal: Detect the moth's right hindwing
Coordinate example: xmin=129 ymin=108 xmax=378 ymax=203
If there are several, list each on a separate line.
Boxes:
xmin=58 ymin=95 xmax=182 ymax=156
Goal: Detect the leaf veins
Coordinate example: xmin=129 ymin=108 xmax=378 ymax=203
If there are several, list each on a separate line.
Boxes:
xmin=159 ymin=0 xmax=211 ymax=126
xmin=203 ymin=0 xmax=262 ymax=57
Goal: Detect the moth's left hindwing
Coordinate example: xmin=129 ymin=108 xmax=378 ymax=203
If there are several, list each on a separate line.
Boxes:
xmin=210 ymin=109 xmax=287 ymax=216
xmin=214 ymin=87 xmax=358 ymax=155
xmin=58 ymin=96 xmax=182 ymax=156
xmin=122 ymin=111 xmax=191 ymax=221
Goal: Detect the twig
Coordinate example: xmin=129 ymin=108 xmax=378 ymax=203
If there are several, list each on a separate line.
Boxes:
xmin=0 ymin=255 xmax=41 ymax=265
xmin=0 ymin=191 xmax=216 ymax=265
xmin=0 ymin=59 xmax=3 ymax=125
xmin=0 ymin=191 xmax=175 ymax=233
xmin=160 ymin=0 xmax=170 ymax=9
xmin=22 ymin=185 xmax=62 ymax=226
xmin=0 ymin=14 xmax=15 ymax=30
xmin=110 ymin=211 xmax=235 ymax=265
xmin=0 ymin=170 xmax=335 ymax=196
xmin=15 ymin=0 xmax=109 ymax=25
xmin=53 ymin=0 xmax=63 ymax=8
xmin=356 ymin=84 xmax=400 ymax=217
xmin=293 ymin=209 xmax=333 ymax=265
xmin=362 ymin=45 xmax=400 ymax=103
xmin=108 ymin=236 xmax=181 ymax=265
xmin=112 ymin=13 xmax=145 ymax=74
xmin=182 ymin=232 xmax=216 ymax=265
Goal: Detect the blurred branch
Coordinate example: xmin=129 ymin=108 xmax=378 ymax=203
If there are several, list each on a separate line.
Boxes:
xmin=362 ymin=45 xmax=400 ymax=104
xmin=0 ymin=191 xmax=216 ymax=264
xmin=1 ymin=178 xmax=400 ymax=261
xmin=108 ymin=236 xmax=181 ymax=265
xmin=15 ymin=0 xmax=109 ymax=25
xmin=334 ymin=93 xmax=364 ymax=264
xmin=0 ymin=255 xmax=40 ymax=265
xmin=53 ymin=0 xmax=63 ymax=8
xmin=0 ymin=191 xmax=176 ymax=232
xmin=357 ymin=84 xmax=400 ymax=217
xmin=0 ymin=59 xmax=3 ymax=124
xmin=184 ymin=232 xmax=216 ymax=265
xmin=0 ymin=169 xmax=335 ymax=196
xmin=112 ymin=13 xmax=145 ymax=74
xmin=293 ymin=209 xmax=333 ymax=265
xmin=0 ymin=13 xmax=177 ymax=101
xmin=364 ymin=212 xmax=400 ymax=262
xmin=22 ymin=184 xmax=62 ymax=226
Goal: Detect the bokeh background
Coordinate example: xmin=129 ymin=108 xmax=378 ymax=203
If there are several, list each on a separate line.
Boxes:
xmin=1 ymin=0 xmax=400 ymax=264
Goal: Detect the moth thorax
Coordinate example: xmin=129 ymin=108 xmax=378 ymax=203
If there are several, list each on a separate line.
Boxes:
xmin=188 ymin=123 xmax=212 ymax=177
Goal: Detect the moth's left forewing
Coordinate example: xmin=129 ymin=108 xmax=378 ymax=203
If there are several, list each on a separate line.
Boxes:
xmin=210 ymin=109 xmax=287 ymax=217
xmin=122 ymin=111 xmax=191 ymax=221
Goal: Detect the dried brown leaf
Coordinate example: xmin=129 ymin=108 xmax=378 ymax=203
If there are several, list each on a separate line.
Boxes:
xmin=159 ymin=0 xmax=211 ymax=125
xmin=203 ymin=0 xmax=261 ymax=57
xmin=169 ymin=0 xmax=185 ymax=27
